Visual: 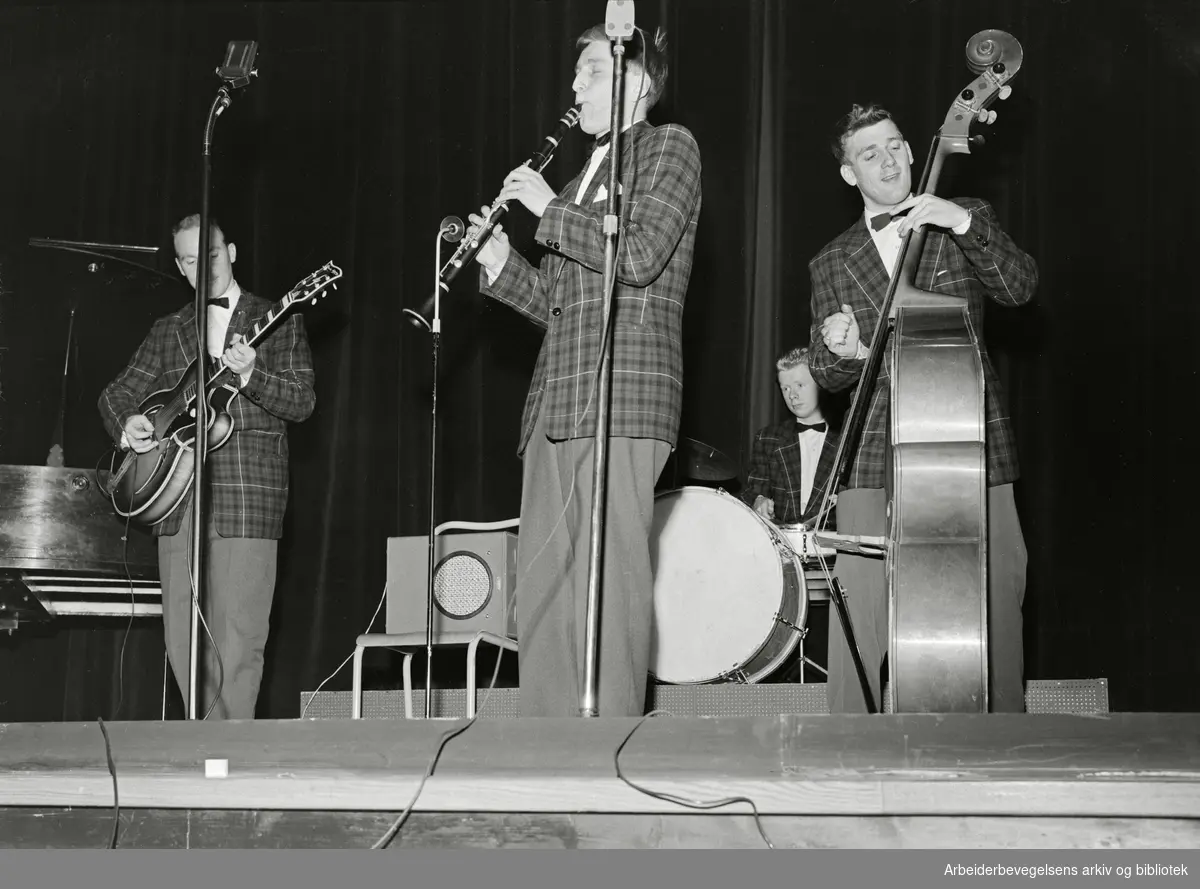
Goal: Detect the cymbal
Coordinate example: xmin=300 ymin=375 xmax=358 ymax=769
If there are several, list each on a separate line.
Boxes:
xmin=677 ymin=436 xmax=739 ymax=481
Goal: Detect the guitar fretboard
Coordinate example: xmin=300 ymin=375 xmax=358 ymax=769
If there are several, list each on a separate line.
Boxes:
xmin=165 ymin=261 xmax=340 ymax=418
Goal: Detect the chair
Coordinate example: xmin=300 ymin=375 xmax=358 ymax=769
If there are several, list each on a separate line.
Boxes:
xmin=350 ymin=518 xmax=519 ymax=719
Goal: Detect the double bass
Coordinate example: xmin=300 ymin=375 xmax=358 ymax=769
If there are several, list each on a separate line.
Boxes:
xmin=814 ymin=30 xmax=1025 ymax=713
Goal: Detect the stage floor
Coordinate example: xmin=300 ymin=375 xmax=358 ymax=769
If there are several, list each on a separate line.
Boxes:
xmin=1 ymin=712 xmax=1199 ymax=848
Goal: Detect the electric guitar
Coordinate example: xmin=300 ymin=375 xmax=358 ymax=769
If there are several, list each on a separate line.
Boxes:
xmin=107 ymin=261 xmax=342 ymax=526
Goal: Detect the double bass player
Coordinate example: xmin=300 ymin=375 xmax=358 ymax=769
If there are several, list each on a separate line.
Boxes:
xmin=808 ymin=103 xmax=1038 ymax=714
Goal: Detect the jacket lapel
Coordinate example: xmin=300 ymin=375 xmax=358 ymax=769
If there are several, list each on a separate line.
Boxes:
xmin=805 ymin=428 xmax=841 ymax=518
xmin=577 ymin=121 xmax=650 ymax=207
xmin=227 ymin=299 xmax=256 ymax=350
xmin=840 ymin=219 xmax=890 ymax=312
xmin=175 ymin=303 xmax=199 ymax=366
xmin=774 ymin=425 xmax=805 ymax=521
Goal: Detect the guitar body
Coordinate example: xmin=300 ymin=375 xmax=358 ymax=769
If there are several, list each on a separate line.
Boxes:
xmin=887 ymin=298 xmax=987 ymax=712
xmin=108 ymin=364 xmax=239 ymax=526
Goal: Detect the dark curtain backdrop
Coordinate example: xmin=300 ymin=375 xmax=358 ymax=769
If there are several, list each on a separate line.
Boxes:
xmin=0 ymin=0 xmax=1197 ymax=720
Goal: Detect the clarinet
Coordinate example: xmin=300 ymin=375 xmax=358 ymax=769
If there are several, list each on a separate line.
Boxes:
xmin=416 ymin=106 xmax=582 ymax=317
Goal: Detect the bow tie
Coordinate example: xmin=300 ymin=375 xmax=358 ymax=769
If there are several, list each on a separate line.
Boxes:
xmin=207 ymin=296 xmax=230 ymax=309
xmin=869 ymin=207 xmax=910 ymax=231
xmin=594 ymin=131 xmax=611 ymax=148
xmin=797 ymin=421 xmax=827 ymax=433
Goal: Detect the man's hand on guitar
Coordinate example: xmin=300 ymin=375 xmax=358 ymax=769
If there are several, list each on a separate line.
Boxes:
xmin=223 ymin=333 xmax=256 ymax=382
xmin=124 ymin=415 xmax=157 ymax=454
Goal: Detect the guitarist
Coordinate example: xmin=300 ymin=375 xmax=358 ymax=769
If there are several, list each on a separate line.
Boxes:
xmin=808 ymin=104 xmax=1037 ymax=715
xmin=97 ymin=214 xmax=315 ymax=719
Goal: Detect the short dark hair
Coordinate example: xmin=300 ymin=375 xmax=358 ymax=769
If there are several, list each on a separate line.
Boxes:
xmin=171 ymin=213 xmax=228 ymax=245
xmin=830 ymin=103 xmax=898 ymax=164
xmin=576 ymin=24 xmax=669 ymax=111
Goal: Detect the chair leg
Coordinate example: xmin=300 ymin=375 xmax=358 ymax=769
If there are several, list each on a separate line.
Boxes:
xmin=351 ymin=643 xmax=366 ymax=720
xmin=467 ymin=637 xmax=480 ymax=719
xmin=402 ymin=653 xmax=414 ymax=719
xmin=467 ymin=632 xmax=518 ymax=719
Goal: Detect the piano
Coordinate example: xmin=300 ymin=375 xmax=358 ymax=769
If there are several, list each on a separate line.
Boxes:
xmin=0 ymin=236 xmax=180 ymax=630
xmin=0 ymin=464 xmax=161 ymax=632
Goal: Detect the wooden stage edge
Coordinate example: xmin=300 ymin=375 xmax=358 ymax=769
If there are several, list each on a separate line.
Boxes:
xmin=1 ymin=713 xmax=1199 ymax=849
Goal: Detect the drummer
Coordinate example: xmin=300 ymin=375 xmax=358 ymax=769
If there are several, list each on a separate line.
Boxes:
xmin=742 ymin=346 xmax=840 ymax=528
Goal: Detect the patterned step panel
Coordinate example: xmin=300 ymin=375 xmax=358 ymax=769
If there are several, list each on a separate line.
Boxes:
xmin=301 ymin=678 xmax=1109 ymax=720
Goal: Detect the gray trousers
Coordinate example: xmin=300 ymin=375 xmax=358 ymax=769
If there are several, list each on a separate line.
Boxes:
xmin=158 ymin=508 xmax=278 ymax=720
xmin=826 ymin=483 xmax=1027 ymax=713
xmin=516 ymin=409 xmax=671 ymax=717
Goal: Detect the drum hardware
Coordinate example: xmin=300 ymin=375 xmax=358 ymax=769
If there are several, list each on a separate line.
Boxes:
xmin=714 ymin=668 xmax=752 ymax=685
xmin=774 ymin=614 xmax=807 ymax=636
xmin=811 ymin=531 xmax=888 ymax=559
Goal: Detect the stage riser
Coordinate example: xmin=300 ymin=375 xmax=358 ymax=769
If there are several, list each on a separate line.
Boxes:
xmin=302 ymin=678 xmax=1109 ymax=720
xmin=0 ymin=808 xmax=1193 ymax=850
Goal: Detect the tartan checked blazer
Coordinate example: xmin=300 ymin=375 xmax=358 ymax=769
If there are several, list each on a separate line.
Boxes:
xmin=741 ymin=418 xmax=841 ymax=525
xmin=98 ymin=289 xmax=316 ymax=539
xmin=481 ymin=120 xmax=702 ymax=455
xmin=807 ymin=198 xmax=1038 ymax=491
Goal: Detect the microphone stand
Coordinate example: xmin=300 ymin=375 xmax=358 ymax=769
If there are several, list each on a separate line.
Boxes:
xmin=187 ymin=42 xmax=257 ymax=720
xmin=45 ymin=298 xmax=77 ymax=468
xmin=579 ymin=9 xmax=633 ymax=718
xmin=413 ymin=218 xmax=462 ymax=719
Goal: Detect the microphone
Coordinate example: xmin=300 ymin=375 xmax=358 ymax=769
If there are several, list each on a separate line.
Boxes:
xmin=215 ymin=41 xmax=258 ymax=89
xmin=606 ymin=1 xmax=635 ymax=41
xmin=405 ymin=216 xmax=467 ymax=329
xmin=440 ymin=216 xmax=465 ymax=243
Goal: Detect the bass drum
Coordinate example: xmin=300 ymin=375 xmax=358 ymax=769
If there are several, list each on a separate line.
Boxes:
xmin=649 ymin=486 xmax=807 ymax=684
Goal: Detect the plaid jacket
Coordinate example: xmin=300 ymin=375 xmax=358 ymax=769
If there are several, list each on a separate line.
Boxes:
xmin=807 ymin=198 xmax=1037 ymax=490
xmin=482 ymin=120 xmax=702 ymax=454
xmin=741 ymin=419 xmax=841 ymax=525
xmin=98 ymin=290 xmax=316 ymax=539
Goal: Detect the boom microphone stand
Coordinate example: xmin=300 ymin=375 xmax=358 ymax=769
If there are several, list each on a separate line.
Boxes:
xmin=187 ymin=41 xmax=258 ymax=720
xmin=579 ymin=0 xmax=636 ymax=718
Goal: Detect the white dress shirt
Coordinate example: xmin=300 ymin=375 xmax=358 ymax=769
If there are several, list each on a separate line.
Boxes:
xmin=797 ymin=421 xmax=827 ymax=509
xmin=207 ymin=281 xmax=241 ymax=357
xmin=574 ymin=140 xmax=611 ymax=203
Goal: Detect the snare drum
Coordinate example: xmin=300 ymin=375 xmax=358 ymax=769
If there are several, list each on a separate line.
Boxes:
xmin=649 ymin=486 xmax=807 ymax=684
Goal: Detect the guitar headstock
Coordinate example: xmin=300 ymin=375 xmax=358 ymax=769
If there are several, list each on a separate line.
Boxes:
xmin=940 ymin=30 xmax=1023 ymax=155
xmin=283 ymin=261 xmax=344 ymax=307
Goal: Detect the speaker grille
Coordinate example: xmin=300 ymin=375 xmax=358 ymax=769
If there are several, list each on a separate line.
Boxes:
xmin=433 ymin=551 xmax=493 ymax=619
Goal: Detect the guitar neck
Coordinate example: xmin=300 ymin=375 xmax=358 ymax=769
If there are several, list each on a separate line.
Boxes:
xmin=203 ymin=297 xmax=297 ymax=391
xmin=191 ymin=261 xmax=340 ymax=398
